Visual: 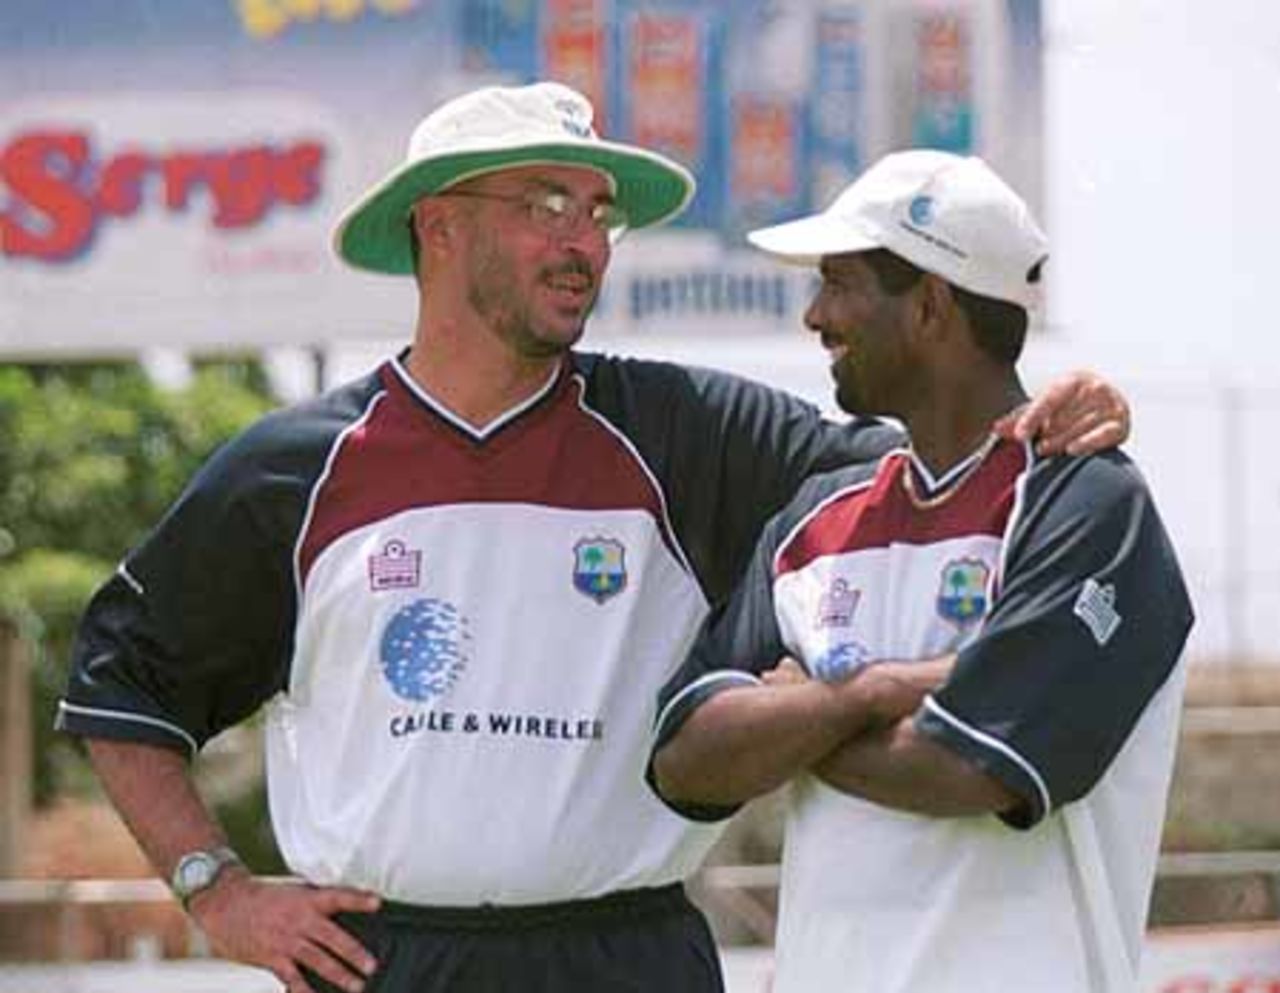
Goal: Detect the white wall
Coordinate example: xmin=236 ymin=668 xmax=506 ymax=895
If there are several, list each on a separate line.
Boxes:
xmin=1030 ymin=0 xmax=1280 ymax=664
xmin=1038 ymin=0 xmax=1279 ymax=387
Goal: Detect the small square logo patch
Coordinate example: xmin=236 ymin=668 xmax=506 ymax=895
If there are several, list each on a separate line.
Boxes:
xmin=368 ymin=539 xmax=422 ymax=592
xmin=816 ymin=578 xmax=859 ymax=628
xmin=1073 ymin=577 xmax=1121 ymax=646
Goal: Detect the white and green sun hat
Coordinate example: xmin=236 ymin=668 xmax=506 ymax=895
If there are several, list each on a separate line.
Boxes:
xmin=333 ymin=81 xmax=696 ymax=275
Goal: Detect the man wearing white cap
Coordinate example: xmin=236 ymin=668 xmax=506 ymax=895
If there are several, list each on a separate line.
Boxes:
xmin=650 ymin=150 xmax=1193 ymax=992
xmin=59 ymin=85 xmax=1130 ymax=993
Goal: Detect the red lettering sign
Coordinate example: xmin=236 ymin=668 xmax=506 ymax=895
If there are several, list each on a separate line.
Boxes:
xmin=1227 ymin=978 xmax=1280 ymax=993
xmin=1162 ymin=975 xmax=1280 ymax=993
xmin=0 ymin=129 xmax=327 ymax=263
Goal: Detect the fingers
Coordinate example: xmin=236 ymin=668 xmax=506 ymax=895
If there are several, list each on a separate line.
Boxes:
xmin=1031 ymin=398 xmax=1126 ymax=456
xmin=996 ymin=371 xmax=1130 ymax=455
xmin=275 ymin=958 xmax=319 ymax=993
xmin=1060 ymin=419 xmax=1125 ymax=457
xmin=1006 ymin=376 xmax=1087 ymax=444
xmin=286 ymin=889 xmax=379 ymax=992
xmin=289 ymin=935 xmax=369 ymax=993
xmin=310 ymin=914 xmax=379 ymax=979
xmin=312 ymin=886 xmax=382 ymax=916
xmin=991 ymin=402 xmax=1030 ymax=441
xmin=195 ymin=878 xmax=380 ymax=993
xmin=761 ymin=657 xmax=808 ymax=686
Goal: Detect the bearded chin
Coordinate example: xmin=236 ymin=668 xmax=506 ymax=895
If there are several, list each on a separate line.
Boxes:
xmin=500 ymin=304 xmax=587 ymax=358
xmin=519 ymin=328 xmax=575 ymax=358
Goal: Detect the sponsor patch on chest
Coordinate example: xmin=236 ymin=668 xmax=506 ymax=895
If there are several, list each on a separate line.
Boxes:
xmin=378 ymin=598 xmax=470 ymax=702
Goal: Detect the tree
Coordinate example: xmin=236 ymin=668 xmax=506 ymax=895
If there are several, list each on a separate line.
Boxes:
xmin=0 ymin=360 xmax=276 ymax=814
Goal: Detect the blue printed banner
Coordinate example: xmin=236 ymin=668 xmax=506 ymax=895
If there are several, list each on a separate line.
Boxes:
xmin=911 ymin=8 xmax=976 ymax=153
xmin=0 ymin=0 xmax=1040 ymax=354
xmin=810 ymin=6 xmax=866 ymax=209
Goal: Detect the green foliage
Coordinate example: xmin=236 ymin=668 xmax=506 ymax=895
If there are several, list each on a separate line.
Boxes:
xmin=0 ymin=362 xmax=274 ymax=563
xmin=0 ymin=360 xmax=277 ymax=808
xmin=214 ymin=777 xmax=289 ymax=874
xmin=0 ymin=549 xmax=112 ymax=806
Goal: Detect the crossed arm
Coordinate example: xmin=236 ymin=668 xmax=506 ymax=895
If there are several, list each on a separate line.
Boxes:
xmin=653 ymin=371 xmax=1132 ymax=817
xmin=651 ymin=656 xmax=1019 ymax=819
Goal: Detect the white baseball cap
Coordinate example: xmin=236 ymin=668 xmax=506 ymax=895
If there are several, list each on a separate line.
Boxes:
xmin=334 ymin=81 xmax=695 ymax=275
xmin=748 ymin=150 xmax=1048 ymax=310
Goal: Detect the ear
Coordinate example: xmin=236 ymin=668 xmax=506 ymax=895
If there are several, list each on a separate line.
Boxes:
xmin=910 ymin=273 xmax=954 ymax=342
xmin=411 ymin=200 xmax=456 ymax=256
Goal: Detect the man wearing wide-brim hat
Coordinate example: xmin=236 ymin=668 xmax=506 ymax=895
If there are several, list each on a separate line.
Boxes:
xmin=60 ymin=81 xmax=1132 ymax=993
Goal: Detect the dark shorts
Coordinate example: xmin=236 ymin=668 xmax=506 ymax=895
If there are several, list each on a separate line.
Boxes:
xmin=309 ymin=883 xmax=725 ymax=993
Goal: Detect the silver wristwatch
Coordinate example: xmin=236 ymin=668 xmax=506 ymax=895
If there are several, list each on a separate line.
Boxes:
xmin=170 ymin=846 xmax=242 ymax=908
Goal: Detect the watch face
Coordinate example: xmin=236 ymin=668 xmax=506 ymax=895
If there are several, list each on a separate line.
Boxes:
xmin=176 ymin=854 xmax=216 ymax=894
xmin=172 ymin=847 xmax=239 ymax=904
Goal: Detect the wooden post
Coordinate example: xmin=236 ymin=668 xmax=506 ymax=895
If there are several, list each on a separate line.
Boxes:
xmin=0 ymin=617 xmax=33 ymax=877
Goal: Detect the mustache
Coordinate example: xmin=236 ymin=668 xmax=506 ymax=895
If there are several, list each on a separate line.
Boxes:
xmin=541 ymin=255 xmax=597 ymax=285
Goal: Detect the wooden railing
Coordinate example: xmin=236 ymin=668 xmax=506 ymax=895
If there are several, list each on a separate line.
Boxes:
xmin=3 ymin=851 xmax=1279 ymax=962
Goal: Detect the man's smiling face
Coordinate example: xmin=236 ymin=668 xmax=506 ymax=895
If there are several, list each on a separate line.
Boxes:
xmin=804 ymin=251 xmax=920 ymax=418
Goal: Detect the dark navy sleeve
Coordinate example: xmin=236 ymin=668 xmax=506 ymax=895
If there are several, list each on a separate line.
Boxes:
xmin=55 ymin=404 xmax=339 ymax=756
xmin=580 ymin=354 xmax=902 ymax=604
xmin=916 ymin=452 xmax=1194 ymax=828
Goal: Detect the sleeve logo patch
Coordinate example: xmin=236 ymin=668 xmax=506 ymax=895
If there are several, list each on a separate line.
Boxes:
xmin=1073 ymin=577 xmax=1121 ymax=646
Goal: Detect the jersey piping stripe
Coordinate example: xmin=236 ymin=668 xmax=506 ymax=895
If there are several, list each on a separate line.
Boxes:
xmin=388 ymin=354 xmax=562 ymax=442
xmin=947 ymin=437 xmax=1035 ymax=640
xmin=116 ymin=562 xmax=144 ymax=596
xmin=654 ymin=670 xmax=762 ymax=738
xmin=922 ymin=694 xmax=1052 ymax=819
xmin=769 ymin=463 xmax=895 ymax=579
xmin=571 ymin=373 xmax=700 ymax=587
xmin=57 ymin=700 xmax=198 ymax=756
xmin=774 ymin=443 xmax=1023 ymax=576
xmin=290 ymin=388 xmax=388 ymax=601
xmin=907 ymin=436 xmax=995 ymax=496
xmin=992 ymin=439 xmax=1037 ymax=605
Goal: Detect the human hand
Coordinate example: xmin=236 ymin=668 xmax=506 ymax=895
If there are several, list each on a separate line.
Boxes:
xmin=761 ymin=657 xmax=809 ymax=686
xmin=845 ymin=657 xmax=954 ymax=725
xmin=189 ymin=871 xmax=380 ymax=993
xmin=993 ymin=370 xmax=1130 ymax=456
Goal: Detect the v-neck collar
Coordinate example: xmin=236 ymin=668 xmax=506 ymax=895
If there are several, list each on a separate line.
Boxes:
xmin=388 ymin=354 xmax=564 ymax=443
xmin=904 ymin=434 xmax=1003 ymax=504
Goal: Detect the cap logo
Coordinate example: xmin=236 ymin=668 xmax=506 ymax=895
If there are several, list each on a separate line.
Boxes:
xmin=553 ymin=97 xmax=593 ymax=139
xmin=908 ymin=195 xmax=935 ymax=226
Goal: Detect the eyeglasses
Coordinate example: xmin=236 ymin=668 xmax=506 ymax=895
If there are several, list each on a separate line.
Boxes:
xmin=437 ymin=188 xmax=629 ymax=243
